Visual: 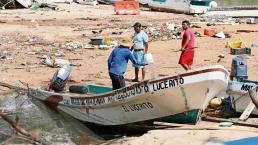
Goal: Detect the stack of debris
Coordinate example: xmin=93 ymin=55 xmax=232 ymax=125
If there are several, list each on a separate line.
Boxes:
xmin=144 ymin=22 xmax=182 ymax=41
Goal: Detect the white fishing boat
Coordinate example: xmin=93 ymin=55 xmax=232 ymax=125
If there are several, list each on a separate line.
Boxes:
xmin=16 ymin=0 xmax=32 ymax=8
xmin=28 ymin=65 xmax=229 ymax=126
xmin=225 ymin=80 xmax=258 ymax=115
xmin=148 ymin=0 xmax=217 ymax=14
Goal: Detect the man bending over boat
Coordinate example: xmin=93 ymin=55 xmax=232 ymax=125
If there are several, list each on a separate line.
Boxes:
xmin=178 ymin=20 xmax=195 ymax=71
xmin=108 ymin=40 xmax=138 ymax=90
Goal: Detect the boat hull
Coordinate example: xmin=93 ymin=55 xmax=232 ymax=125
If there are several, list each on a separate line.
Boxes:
xmin=226 ymin=81 xmax=258 ymax=115
xmin=148 ymin=0 xmax=212 ymax=14
xmin=29 ymin=65 xmax=229 ymax=126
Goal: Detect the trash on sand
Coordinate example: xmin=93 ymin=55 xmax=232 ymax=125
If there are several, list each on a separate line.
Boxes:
xmin=146 ymin=27 xmax=159 ymax=37
xmin=84 ymin=44 xmax=98 ymax=49
xmin=41 ymin=55 xmax=70 ymax=67
xmin=246 ymin=18 xmax=258 ymax=24
xmin=204 ymin=28 xmax=216 ymax=36
xmin=30 ymin=3 xmax=58 ymax=11
xmin=54 ymin=58 xmax=70 ymax=67
xmin=89 ymin=38 xmax=104 ymax=45
xmin=41 ymin=55 xmax=54 ymax=67
xmin=215 ymin=31 xmax=225 ymax=39
xmin=89 ymin=37 xmax=114 ymax=46
xmin=219 ymin=122 xmax=233 ymax=127
xmin=99 ymin=45 xmax=113 ymax=50
xmin=92 ymin=29 xmax=103 ymax=34
xmin=192 ymin=24 xmax=202 ymax=28
xmin=251 ymin=43 xmax=258 ymax=48
xmin=77 ymin=0 xmax=98 ymax=6
xmin=65 ymin=42 xmax=83 ymax=50
xmin=166 ymin=22 xmax=175 ymax=32
xmin=0 ymin=50 xmax=12 ymax=60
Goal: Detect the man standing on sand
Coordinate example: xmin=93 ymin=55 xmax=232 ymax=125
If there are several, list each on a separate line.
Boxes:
xmin=178 ymin=20 xmax=195 ymax=71
xmin=131 ymin=22 xmax=149 ymax=82
xmin=108 ymin=40 xmax=138 ymax=90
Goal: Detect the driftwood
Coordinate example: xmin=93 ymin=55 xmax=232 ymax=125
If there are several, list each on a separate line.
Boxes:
xmin=239 ymin=101 xmax=255 ymax=121
xmin=238 ymin=29 xmax=258 ymax=33
xmin=202 ymin=116 xmax=258 ymax=128
xmin=0 ymin=111 xmax=41 ymax=144
xmin=0 ymin=81 xmax=26 ymax=92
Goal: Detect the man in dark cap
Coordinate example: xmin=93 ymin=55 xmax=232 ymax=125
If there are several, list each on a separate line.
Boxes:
xmin=131 ymin=22 xmax=149 ymax=82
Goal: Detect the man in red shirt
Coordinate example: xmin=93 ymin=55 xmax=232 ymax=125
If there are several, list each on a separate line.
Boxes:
xmin=178 ymin=20 xmax=195 ymax=71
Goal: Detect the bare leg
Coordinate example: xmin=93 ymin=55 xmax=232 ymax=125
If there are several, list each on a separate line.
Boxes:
xmin=188 ymin=65 xmax=192 ymax=70
xmin=180 ymin=64 xmax=189 ymax=71
xmin=134 ymin=68 xmax=139 ymax=81
xmin=141 ymin=68 xmax=145 ymax=81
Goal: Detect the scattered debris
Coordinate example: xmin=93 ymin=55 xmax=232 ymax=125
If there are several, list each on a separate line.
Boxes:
xmin=54 ymin=58 xmax=70 ymax=66
xmin=246 ymin=18 xmax=258 ymax=24
xmin=215 ymin=31 xmax=225 ymax=39
xmin=77 ymin=0 xmax=98 ymax=6
xmin=41 ymin=55 xmax=54 ymax=67
xmin=204 ymin=28 xmax=216 ymax=36
xmin=217 ymin=54 xmax=225 ymax=63
xmin=64 ymin=42 xmax=83 ymax=50
xmin=251 ymin=43 xmax=258 ymax=48
xmin=41 ymin=55 xmax=71 ymax=67
xmin=0 ymin=49 xmax=12 ymax=60
xmin=30 ymin=3 xmax=58 ymax=11
xmin=237 ymin=30 xmax=258 ymax=33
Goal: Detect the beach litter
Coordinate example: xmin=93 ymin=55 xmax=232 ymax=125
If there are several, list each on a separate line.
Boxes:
xmin=219 ymin=122 xmax=233 ymax=127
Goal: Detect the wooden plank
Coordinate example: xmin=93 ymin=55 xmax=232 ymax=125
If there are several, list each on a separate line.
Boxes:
xmin=154 ymin=121 xmax=194 ymax=127
xmin=239 ymin=101 xmax=255 ymax=121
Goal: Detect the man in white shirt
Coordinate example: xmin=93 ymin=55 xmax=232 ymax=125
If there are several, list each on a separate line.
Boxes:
xmin=131 ymin=22 xmax=149 ymax=82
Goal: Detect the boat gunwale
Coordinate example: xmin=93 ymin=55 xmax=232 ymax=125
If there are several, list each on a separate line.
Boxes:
xmin=32 ymin=67 xmax=228 ymax=100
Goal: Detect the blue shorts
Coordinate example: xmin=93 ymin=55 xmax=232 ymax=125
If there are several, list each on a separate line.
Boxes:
xmin=132 ymin=50 xmax=145 ymax=68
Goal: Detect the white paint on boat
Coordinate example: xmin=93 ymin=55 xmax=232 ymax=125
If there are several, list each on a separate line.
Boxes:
xmin=29 ymin=65 xmax=229 ymax=125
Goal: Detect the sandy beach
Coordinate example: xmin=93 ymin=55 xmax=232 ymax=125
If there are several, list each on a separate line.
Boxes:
xmin=1 ymin=2 xmax=258 ymax=145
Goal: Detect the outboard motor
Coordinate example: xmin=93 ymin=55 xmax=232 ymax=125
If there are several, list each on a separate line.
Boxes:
xmin=50 ymin=64 xmax=72 ymax=92
xmin=230 ymin=57 xmax=248 ymax=81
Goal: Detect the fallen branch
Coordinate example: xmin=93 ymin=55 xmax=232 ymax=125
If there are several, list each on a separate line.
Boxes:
xmin=0 ymin=111 xmax=41 ymax=144
xmin=0 ymin=82 xmax=27 ymax=92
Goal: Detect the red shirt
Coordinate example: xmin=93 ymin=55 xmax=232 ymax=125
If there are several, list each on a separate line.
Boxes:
xmin=182 ymin=28 xmax=195 ymax=50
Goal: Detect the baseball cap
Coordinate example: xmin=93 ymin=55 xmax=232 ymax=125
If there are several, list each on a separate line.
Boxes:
xmin=133 ymin=22 xmax=141 ymax=27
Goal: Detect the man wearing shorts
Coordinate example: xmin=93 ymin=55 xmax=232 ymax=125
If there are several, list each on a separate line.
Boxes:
xmin=178 ymin=20 xmax=195 ymax=71
xmin=131 ymin=22 xmax=149 ymax=82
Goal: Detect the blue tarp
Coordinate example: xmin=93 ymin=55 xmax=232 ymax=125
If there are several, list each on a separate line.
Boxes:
xmin=224 ymin=136 xmax=258 ymax=145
